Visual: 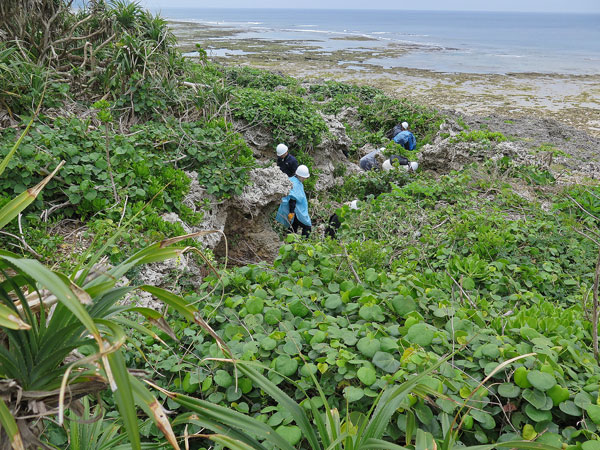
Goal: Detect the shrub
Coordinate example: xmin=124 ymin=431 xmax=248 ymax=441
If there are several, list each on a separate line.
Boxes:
xmin=231 ymin=87 xmax=328 ymax=150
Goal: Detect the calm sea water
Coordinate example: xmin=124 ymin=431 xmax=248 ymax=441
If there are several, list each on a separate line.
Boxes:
xmin=156 ymin=8 xmax=600 ymax=75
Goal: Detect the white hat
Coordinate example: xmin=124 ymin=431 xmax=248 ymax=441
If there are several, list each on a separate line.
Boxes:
xmin=409 ymin=161 xmax=419 ymax=171
xmin=349 ymin=200 xmax=359 ymax=210
xmin=401 ymin=122 xmax=409 ymax=130
xmin=382 ymin=159 xmax=392 ymax=171
xmin=276 ymin=143 xmax=288 ymax=156
xmin=296 ymin=165 xmax=310 ymax=178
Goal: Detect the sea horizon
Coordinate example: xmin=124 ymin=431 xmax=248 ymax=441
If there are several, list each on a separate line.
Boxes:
xmin=159 ymin=8 xmax=600 ymax=75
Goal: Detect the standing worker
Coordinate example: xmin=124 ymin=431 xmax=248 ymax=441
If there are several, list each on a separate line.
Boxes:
xmin=276 ymin=143 xmax=299 ymax=178
xmin=393 ymin=122 xmax=417 ymax=151
xmin=276 ymin=165 xmax=312 ymax=237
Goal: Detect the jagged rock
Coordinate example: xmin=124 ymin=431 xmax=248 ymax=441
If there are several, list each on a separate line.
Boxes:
xmin=358 ymin=144 xmax=379 ymax=158
xmin=318 ymin=113 xmax=352 ymax=156
xmin=313 ymin=113 xmax=356 ymax=190
xmin=419 ymin=139 xmax=518 ymax=172
xmin=337 ymin=106 xmax=361 ymax=129
xmin=237 ymin=166 xmax=292 ymax=213
xmin=235 ymin=121 xmax=275 ymax=157
xmin=216 ymin=166 xmax=291 ymax=263
xmin=163 ymin=171 xmax=227 ymax=249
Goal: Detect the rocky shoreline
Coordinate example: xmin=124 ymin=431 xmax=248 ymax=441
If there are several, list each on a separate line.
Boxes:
xmin=168 ymin=20 xmax=600 ymax=138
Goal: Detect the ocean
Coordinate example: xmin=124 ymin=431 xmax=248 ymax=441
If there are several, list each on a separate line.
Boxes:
xmin=154 ymin=8 xmax=600 ymax=75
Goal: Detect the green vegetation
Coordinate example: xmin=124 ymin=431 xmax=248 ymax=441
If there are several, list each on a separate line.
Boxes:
xmin=450 ymin=130 xmax=508 ymax=144
xmin=232 ymin=88 xmax=328 ymax=150
xmin=1 ymin=1 xmax=599 ymax=449
xmin=532 ymin=143 xmax=572 ymax=159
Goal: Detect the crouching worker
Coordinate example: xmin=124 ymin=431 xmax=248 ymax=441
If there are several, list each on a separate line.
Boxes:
xmin=326 ymin=200 xmax=358 ymax=239
xmin=382 ymin=155 xmax=419 ymax=172
xmin=359 ymin=148 xmax=386 ymax=171
xmin=392 ymin=122 xmax=417 ymax=151
xmin=276 ymin=165 xmax=312 ymax=237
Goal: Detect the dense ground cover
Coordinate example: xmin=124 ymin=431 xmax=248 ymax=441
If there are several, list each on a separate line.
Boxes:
xmin=1 ymin=1 xmax=600 ymax=449
xmin=125 ymin=165 xmax=600 ymax=448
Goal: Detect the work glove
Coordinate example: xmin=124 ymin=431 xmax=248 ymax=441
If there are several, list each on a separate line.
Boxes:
xmin=288 ymin=213 xmax=295 ymax=223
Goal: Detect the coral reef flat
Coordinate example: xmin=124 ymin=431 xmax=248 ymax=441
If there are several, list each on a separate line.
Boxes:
xmin=170 ymin=21 xmax=600 ymax=137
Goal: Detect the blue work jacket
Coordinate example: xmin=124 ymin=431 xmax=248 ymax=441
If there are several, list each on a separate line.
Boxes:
xmin=393 ymin=131 xmax=417 ymax=150
xmin=276 ymin=176 xmax=311 ymax=227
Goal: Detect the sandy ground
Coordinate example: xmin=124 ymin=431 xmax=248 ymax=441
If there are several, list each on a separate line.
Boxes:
xmin=168 ymin=21 xmax=600 ymax=137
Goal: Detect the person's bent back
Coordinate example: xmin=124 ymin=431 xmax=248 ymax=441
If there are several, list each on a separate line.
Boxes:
xmin=392 ymin=122 xmax=416 ymax=151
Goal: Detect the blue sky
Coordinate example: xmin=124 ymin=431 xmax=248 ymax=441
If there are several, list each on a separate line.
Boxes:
xmin=138 ymin=0 xmax=600 ymax=13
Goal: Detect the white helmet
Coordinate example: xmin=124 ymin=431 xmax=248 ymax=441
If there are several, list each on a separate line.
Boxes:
xmin=401 ymin=122 xmax=409 ymax=130
xmin=276 ymin=143 xmax=288 ymax=156
xmin=382 ymin=159 xmax=392 ymax=171
xmin=296 ymin=165 xmax=310 ymax=178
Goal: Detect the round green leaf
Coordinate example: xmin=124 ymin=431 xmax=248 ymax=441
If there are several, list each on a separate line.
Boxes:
xmin=276 ymin=425 xmax=302 ymax=446
xmin=527 ymin=370 xmax=556 ymax=391
xmin=310 ymin=330 xmax=327 ymax=345
xmin=559 ymin=400 xmax=582 ymax=416
xmin=406 ymin=323 xmax=434 ymax=347
xmin=547 ymin=385 xmax=569 ymax=406
xmin=414 ymin=401 xmax=433 ymax=425
xmin=391 ymin=295 xmax=416 ymax=316
xmin=522 ymin=424 xmax=537 ymax=440
xmin=275 ymin=355 xmax=298 ymax=376
xmin=246 ymin=296 xmax=264 ymax=314
xmin=300 ymin=363 xmax=318 ymax=377
xmin=260 ymin=337 xmax=277 ymax=351
xmin=289 ymin=300 xmax=309 ymax=317
xmin=372 ymin=351 xmax=401 ymax=373
xmin=586 ymin=405 xmax=600 ymax=425
xmin=537 ymin=433 xmax=563 ymax=447
xmin=226 ymin=385 xmax=242 ymax=402
xmin=523 ymin=389 xmax=547 ymax=410
xmin=582 ymin=441 xmax=600 ymax=450
xmin=214 ymin=370 xmax=233 ymax=388
xmin=324 ymin=294 xmax=342 ymax=310
xmin=344 ymin=386 xmax=365 ymax=402
xmin=462 ymin=276 xmax=475 ymax=290
xmin=498 ymin=383 xmax=521 ymax=398
xmin=575 ymin=391 xmax=593 ymax=409
xmin=357 ymin=336 xmax=380 ymax=358
xmin=365 ymin=268 xmax=378 ymax=282
xmin=359 ymin=305 xmax=384 ymax=322
xmin=525 ymin=404 xmax=552 ymax=422
xmin=264 ymin=308 xmax=282 ymax=325
xmin=471 ymin=409 xmax=496 ymax=430
xmin=480 ymin=343 xmax=500 ymax=359
xmin=514 ymin=366 xmax=532 ymax=388
xmin=357 ymin=366 xmax=377 ymax=386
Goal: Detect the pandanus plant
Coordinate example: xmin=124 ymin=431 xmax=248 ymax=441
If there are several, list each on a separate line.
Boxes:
xmin=0 ymin=117 xmax=220 ymax=449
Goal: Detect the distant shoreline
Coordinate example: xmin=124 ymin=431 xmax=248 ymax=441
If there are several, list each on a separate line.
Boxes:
xmin=168 ymin=19 xmax=600 ymax=136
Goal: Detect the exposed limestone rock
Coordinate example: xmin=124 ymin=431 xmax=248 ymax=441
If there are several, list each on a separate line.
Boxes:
xmin=235 ymin=121 xmax=274 ymax=158
xmin=318 ymin=113 xmax=352 ymax=156
xmin=337 ymin=106 xmax=361 ymax=129
xmin=358 ymin=144 xmax=379 ymax=158
xmin=313 ymin=113 xmax=358 ymax=190
xmin=419 ymin=138 xmax=518 ymax=172
xmin=237 ymin=166 xmax=292 ymax=213
xmin=216 ymin=166 xmax=291 ymax=263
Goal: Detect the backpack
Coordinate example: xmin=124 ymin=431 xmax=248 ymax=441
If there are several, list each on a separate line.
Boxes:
xmin=386 ymin=124 xmax=404 ymax=140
